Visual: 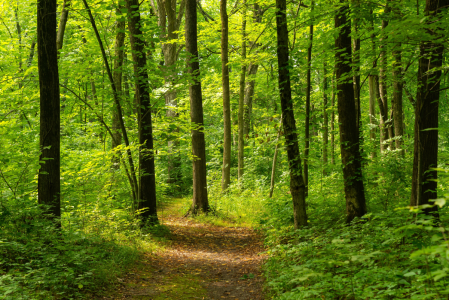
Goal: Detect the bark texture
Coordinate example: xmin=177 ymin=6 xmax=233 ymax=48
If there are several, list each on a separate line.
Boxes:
xmin=37 ymin=0 xmax=61 ymax=219
xmin=127 ymin=0 xmax=158 ymax=223
xmin=220 ymin=0 xmax=231 ymax=191
xmin=186 ymin=0 xmax=209 ymax=213
xmin=335 ymin=1 xmax=366 ymax=223
xmin=276 ymin=0 xmax=307 ymax=228
xmin=410 ymin=0 xmax=448 ymax=211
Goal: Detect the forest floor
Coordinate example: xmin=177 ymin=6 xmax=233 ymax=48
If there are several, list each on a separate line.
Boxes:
xmin=99 ymin=198 xmax=267 ymax=300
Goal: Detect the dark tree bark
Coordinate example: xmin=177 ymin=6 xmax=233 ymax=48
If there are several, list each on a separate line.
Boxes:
xmin=304 ymin=4 xmax=313 ymax=198
xmin=335 ymin=0 xmax=366 ymax=223
xmin=186 ymin=0 xmax=209 ymax=213
xmin=220 ymin=0 xmax=231 ymax=191
xmin=238 ymin=1 xmax=247 ymax=181
xmin=276 ymin=0 xmax=307 ymax=228
xmin=37 ymin=0 xmax=61 ymax=219
xmin=126 ymin=0 xmax=158 ymax=223
xmin=112 ymin=3 xmax=125 ymax=168
xmin=410 ymin=0 xmax=448 ymax=212
xmin=323 ymin=63 xmax=329 ymax=175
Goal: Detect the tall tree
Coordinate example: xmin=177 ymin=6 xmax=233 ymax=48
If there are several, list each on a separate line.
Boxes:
xmin=410 ymin=0 xmax=448 ymax=211
xmin=322 ymin=63 xmax=329 ymax=175
xmin=151 ymin=0 xmax=185 ymax=186
xmin=112 ymin=3 xmax=125 ymax=168
xmin=186 ymin=0 xmax=209 ymax=213
xmin=126 ymin=0 xmax=158 ymax=223
xmin=335 ymin=0 xmax=366 ymax=222
xmin=304 ymin=1 xmax=314 ymax=197
xmin=220 ymin=0 xmax=231 ymax=191
xmin=37 ymin=0 xmax=61 ymax=220
xmin=238 ymin=0 xmax=247 ymax=181
xmin=275 ymin=0 xmax=307 ymax=228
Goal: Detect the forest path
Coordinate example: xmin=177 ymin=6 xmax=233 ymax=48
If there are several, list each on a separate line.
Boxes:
xmin=102 ymin=198 xmax=266 ymax=300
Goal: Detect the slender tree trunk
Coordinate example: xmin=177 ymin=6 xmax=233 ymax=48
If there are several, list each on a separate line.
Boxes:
xmin=379 ymin=5 xmax=394 ymax=151
xmin=112 ymin=4 xmax=125 ymax=168
xmin=186 ymin=0 xmax=209 ymax=214
xmin=304 ymin=5 xmax=313 ymax=198
xmin=368 ymin=75 xmax=378 ymax=159
xmin=82 ymin=0 xmax=139 ymax=203
xmin=392 ymin=43 xmax=404 ymax=156
xmin=126 ymin=0 xmax=158 ymax=224
xmin=238 ymin=1 xmax=247 ymax=181
xmin=323 ymin=63 xmax=328 ymax=175
xmin=275 ymin=0 xmax=307 ymax=228
xmin=410 ymin=0 xmax=448 ymax=212
xmin=243 ymin=4 xmax=263 ymax=135
xmin=331 ymin=72 xmax=335 ymax=165
xmin=352 ymin=0 xmax=361 ymax=132
xmin=335 ymin=0 xmax=366 ymax=223
xmin=56 ymin=0 xmax=70 ymax=54
xmin=37 ymin=0 xmax=61 ymax=220
xmin=269 ymin=116 xmax=283 ymax=198
xmin=220 ymin=0 xmax=231 ymax=191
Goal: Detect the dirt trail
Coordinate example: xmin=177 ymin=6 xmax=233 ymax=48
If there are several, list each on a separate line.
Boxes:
xmin=102 ymin=200 xmax=266 ymax=299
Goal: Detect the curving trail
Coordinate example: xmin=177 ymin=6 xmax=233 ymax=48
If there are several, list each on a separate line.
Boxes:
xmin=102 ymin=200 xmax=266 ymax=300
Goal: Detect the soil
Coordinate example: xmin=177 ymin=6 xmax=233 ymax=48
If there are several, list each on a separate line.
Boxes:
xmin=100 ymin=200 xmax=267 ymax=300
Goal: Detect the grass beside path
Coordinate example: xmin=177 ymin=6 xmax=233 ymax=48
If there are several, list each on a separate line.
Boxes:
xmin=99 ymin=198 xmax=267 ymax=300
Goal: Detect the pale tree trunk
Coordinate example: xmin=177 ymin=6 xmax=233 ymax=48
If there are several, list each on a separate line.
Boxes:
xmin=186 ymin=0 xmax=209 ymax=214
xmin=56 ymin=0 xmax=70 ymax=54
xmin=304 ymin=3 xmax=313 ymax=198
xmin=126 ymin=0 xmax=158 ymax=224
xmin=112 ymin=4 xmax=125 ymax=168
xmin=335 ymin=0 xmax=367 ymax=223
xmin=154 ymin=0 xmax=186 ymax=186
xmin=220 ymin=0 xmax=231 ymax=191
xmin=243 ymin=4 xmax=263 ymax=135
xmin=323 ymin=63 xmax=328 ymax=175
xmin=379 ymin=4 xmax=394 ymax=152
xmin=276 ymin=0 xmax=307 ymax=228
xmin=238 ymin=1 xmax=247 ymax=181
xmin=37 ymin=0 xmax=61 ymax=220
xmin=410 ymin=0 xmax=448 ymax=213
xmin=368 ymin=75 xmax=378 ymax=159
xmin=331 ymin=72 xmax=335 ymax=165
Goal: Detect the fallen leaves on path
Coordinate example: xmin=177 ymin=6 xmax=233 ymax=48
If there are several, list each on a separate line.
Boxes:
xmin=100 ymin=205 xmax=266 ymax=300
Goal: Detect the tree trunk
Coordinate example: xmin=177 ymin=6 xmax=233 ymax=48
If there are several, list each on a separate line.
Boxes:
xmin=410 ymin=0 xmax=447 ymax=212
xmin=186 ymin=0 xmax=209 ymax=214
xmin=269 ymin=117 xmax=283 ymax=198
xmin=37 ymin=0 xmax=61 ymax=220
xmin=126 ymin=0 xmax=158 ymax=224
xmin=155 ymin=0 xmax=185 ymax=187
xmin=238 ymin=1 xmax=247 ymax=181
xmin=243 ymin=4 xmax=263 ymax=136
xmin=323 ymin=63 xmax=328 ymax=175
xmin=368 ymin=75 xmax=378 ymax=159
xmin=56 ymin=0 xmax=70 ymax=54
xmin=379 ymin=5 xmax=394 ymax=152
xmin=392 ymin=44 xmax=404 ymax=156
xmin=220 ymin=0 xmax=231 ymax=191
xmin=112 ymin=4 xmax=125 ymax=168
xmin=275 ymin=0 xmax=307 ymax=229
xmin=352 ymin=0 xmax=361 ymax=132
xmin=331 ymin=72 xmax=335 ymax=165
xmin=335 ymin=0 xmax=366 ymax=223
xmin=304 ymin=5 xmax=313 ymax=198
